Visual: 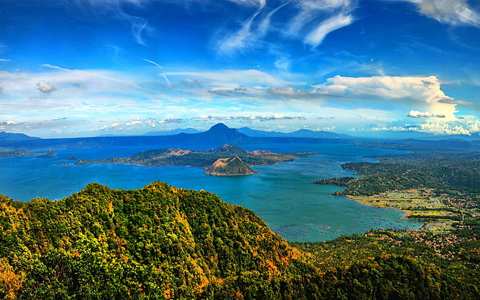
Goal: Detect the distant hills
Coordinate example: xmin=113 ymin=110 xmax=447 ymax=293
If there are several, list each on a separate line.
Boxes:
xmin=3 ymin=124 xmax=480 ymax=152
xmin=0 ymin=131 xmax=39 ymax=143
xmin=0 ymin=123 xmax=347 ymax=150
xmin=239 ymin=127 xmax=350 ymax=139
xmin=145 ymin=128 xmax=201 ymax=136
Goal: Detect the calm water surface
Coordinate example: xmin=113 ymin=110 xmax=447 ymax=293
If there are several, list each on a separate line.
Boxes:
xmin=0 ymin=142 xmax=422 ymax=242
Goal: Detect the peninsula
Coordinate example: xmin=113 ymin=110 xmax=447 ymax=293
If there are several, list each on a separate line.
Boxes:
xmin=75 ymin=144 xmax=315 ymax=176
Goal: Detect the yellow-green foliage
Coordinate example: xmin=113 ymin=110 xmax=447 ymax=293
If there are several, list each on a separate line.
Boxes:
xmin=0 ymin=182 xmax=479 ymax=299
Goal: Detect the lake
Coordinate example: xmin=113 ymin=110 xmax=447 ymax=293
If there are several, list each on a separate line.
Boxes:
xmin=0 ymin=142 xmax=423 ymax=242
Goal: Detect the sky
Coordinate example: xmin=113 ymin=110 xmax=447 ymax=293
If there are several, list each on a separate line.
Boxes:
xmin=0 ymin=0 xmax=480 ymax=138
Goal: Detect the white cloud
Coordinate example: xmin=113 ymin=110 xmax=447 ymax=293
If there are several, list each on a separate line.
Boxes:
xmin=218 ymin=0 xmax=266 ymax=55
xmin=217 ymin=0 xmax=356 ymax=54
xmin=143 ymin=59 xmax=172 ymax=88
xmin=0 ymin=58 xmax=10 ymax=62
xmin=417 ymin=120 xmax=480 ymax=135
xmin=37 ymin=80 xmax=55 ymax=93
xmin=315 ymin=75 xmax=459 ymax=121
xmin=126 ymin=120 xmax=143 ymax=126
xmin=217 ymin=0 xmax=289 ymax=55
xmin=304 ymin=13 xmax=354 ymax=47
xmin=286 ymin=0 xmax=356 ymax=47
xmin=192 ymin=113 xmax=305 ymax=123
xmin=373 ymin=117 xmax=480 ymax=135
xmin=401 ymin=0 xmax=480 ymax=27
xmin=407 ymin=110 xmax=445 ymax=118
xmin=209 ymin=85 xmax=248 ymax=96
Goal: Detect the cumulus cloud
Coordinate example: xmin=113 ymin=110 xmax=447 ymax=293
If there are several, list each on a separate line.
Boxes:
xmin=315 ymin=75 xmax=459 ymax=121
xmin=192 ymin=114 xmax=305 ymax=123
xmin=417 ymin=120 xmax=480 ymax=135
xmin=126 ymin=120 xmax=143 ymax=126
xmin=407 ymin=110 xmax=445 ymax=118
xmin=122 ymin=117 xmax=187 ymax=128
xmin=374 ymin=118 xmax=480 ymax=135
xmin=209 ymin=85 xmax=248 ymax=96
xmin=400 ymin=0 xmax=480 ymax=27
xmin=158 ymin=118 xmax=186 ymax=124
xmin=37 ymin=80 xmax=55 ymax=93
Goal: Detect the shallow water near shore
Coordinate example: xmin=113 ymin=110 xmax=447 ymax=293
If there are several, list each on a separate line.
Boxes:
xmin=0 ymin=142 xmax=423 ymax=242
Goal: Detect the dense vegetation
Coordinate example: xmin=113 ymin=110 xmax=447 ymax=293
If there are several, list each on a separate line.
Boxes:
xmin=315 ymin=152 xmax=480 ymax=197
xmin=312 ymin=151 xmax=480 ymax=299
xmin=1 ymin=180 xmax=479 ymax=299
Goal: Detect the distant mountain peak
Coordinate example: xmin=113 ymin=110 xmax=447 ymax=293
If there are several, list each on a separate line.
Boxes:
xmin=208 ymin=123 xmax=230 ymax=131
xmin=197 ymin=123 xmax=250 ymax=145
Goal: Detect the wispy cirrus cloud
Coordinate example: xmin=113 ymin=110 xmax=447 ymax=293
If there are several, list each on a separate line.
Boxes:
xmin=304 ymin=13 xmax=354 ymax=47
xmin=143 ymin=59 xmax=172 ymax=88
xmin=216 ymin=0 xmax=356 ymax=54
xmin=65 ymin=0 xmax=153 ymax=45
xmin=286 ymin=0 xmax=356 ymax=47
xmin=217 ymin=0 xmax=288 ymax=55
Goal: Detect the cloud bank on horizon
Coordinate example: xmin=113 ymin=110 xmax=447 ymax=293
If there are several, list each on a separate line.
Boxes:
xmin=0 ymin=0 xmax=479 ymax=138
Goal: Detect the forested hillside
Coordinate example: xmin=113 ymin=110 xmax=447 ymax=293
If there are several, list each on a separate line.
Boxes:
xmin=0 ymin=182 xmax=479 ymax=299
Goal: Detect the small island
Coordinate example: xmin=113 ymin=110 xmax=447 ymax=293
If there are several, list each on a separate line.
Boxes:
xmin=75 ymin=144 xmax=316 ymax=176
xmin=0 ymin=148 xmax=35 ymax=157
xmin=204 ymin=156 xmax=259 ymax=176
xmin=37 ymin=150 xmax=57 ymax=158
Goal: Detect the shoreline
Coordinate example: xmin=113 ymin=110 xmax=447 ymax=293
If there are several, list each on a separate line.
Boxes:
xmin=340 ymin=191 xmax=457 ymax=232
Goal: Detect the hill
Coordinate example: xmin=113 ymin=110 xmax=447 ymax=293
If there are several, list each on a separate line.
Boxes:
xmin=204 ymin=156 xmax=259 ymax=176
xmin=0 ymin=132 xmax=39 ymax=143
xmin=0 ymin=182 xmax=478 ymax=299
xmin=0 ymin=148 xmax=35 ymax=157
xmin=238 ymin=127 xmax=350 ymax=139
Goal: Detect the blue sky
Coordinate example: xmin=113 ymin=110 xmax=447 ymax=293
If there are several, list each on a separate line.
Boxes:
xmin=1 ymin=0 xmax=480 ymax=138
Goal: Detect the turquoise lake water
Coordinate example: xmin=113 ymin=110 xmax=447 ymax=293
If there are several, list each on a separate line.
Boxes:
xmin=0 ymin=142 xmax=423 ymax=242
